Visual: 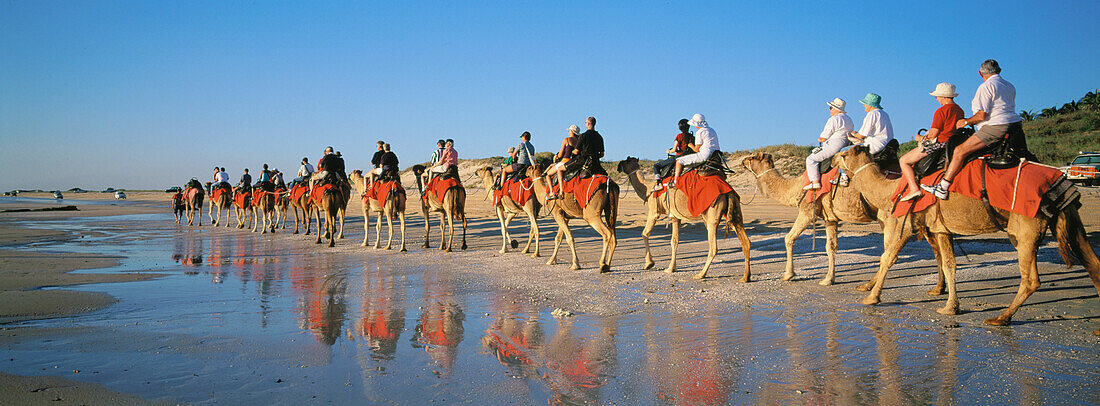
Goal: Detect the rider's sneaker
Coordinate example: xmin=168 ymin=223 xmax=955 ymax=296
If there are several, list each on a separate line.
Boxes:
xmin=920 ymin=183 xmax=950 ymax=200
xmin=547 ymin=193 xmax=559 ymax=201
xmin=831 ymin=173 xmax=849 ymax=187
xmin=802 ymin=182 xmax=821 ymax=190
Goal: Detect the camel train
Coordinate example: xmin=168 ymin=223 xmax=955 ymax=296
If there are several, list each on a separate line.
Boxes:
xmin=177 ymin=147 xmax=1098 ymax=333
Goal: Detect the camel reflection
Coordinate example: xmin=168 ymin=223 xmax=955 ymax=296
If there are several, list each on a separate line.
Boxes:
xmin=411 ymin=272 xmax=465 ymax=375
xmin=648 ymin=311 xmax=736 ymax=406
xmin=292 ymin=263 xmax=349 ymax=346
xmin=541 ymin=316 xmax=618 ymax=405
xmin=356 ymin=265 xmax=406 ymax=360
xmin=481 ymin=294 xmax=544 ymax=380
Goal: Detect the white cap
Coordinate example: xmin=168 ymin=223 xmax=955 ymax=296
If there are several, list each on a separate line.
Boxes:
xmin=688 ymin=113 xmax=707 ymax=128
xmin=826 ymin=98 xmax=846 ymax=113
xmin=929 ymin=82 xmax=958 ymax=98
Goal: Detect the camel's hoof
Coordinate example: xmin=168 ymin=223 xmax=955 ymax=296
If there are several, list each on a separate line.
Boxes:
xmin=499 ymin=249 xmax=507 ymax=254
xmin=423 ymin=244 xmax=431 ymax=249
xmin=329 ymin=242 xmax=335 ymax=248
xmin=855 ymin=282 xmax=875 ymax=292
xmin=569 ymin=264 xmax=580 ymax=271
xmin=644 ymin=261 xmax=655 ymax=270
xmin=315 ymin=240 xmax=322 ymax=244
xmin=936 ymin=306 xmax=959 ymax=316
xmin=664 ymin=268 xmax=675 ymax=274
xmin=400 ymin=248 xmax=408 ymax=253
xmin=546 ymin=260 xmax=556 ymax=266
xmin=600 ymin=265 xmax=611 ymax=274
xmin=818 ymin=279 xmax=834 ymax=286
xmin=738 ymin=277 xmax=751 ymax=283
xmin=927 ymin=287 xmax=946 ymax=296
xmin=692 ymin=273 xmax=706 ymax=280
xmin=984 ymin=317 xmax=1010 ymax=326
xmin=293 ymin=231 xmax=299 ymax=235
xmin=782 ymin=273 xmax=796 ymax=281
xmin=361 ymin=242 xmax=368 ymax=247
xmin=530 ymin=253 xmax=539 ymax=259
xmin=461 ymin=243 xmax=467 ymax=250
xmin=444 ymin=248 xmax=452 ymax=253
xmin=861 ymin=296 xmax=880 ymax=306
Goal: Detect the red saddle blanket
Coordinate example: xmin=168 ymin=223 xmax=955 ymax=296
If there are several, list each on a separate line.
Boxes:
xmin=551 ymin=175 xmax=609 ymax=207
xmin=494 ymin=177 xmax=534 ymax=206
xmin=289 ymin=184 xmax=309 ymax=202
xmin=799 ymin=168 xmax=840 ymax=204
xmin=653 ymin=171 xmax=734 ymax=217
xmin=233 ymin=191 xmax=250 ymax=208
xmin=310 ymin=184 xmax=336 ymax=204
xmin=424 ymin=177 xmax=461 ymax=202
xmin=251 ymin=189 xmax=269 ymax=202
xmin=211 ymin=187 xmax=230 ymax=202
xmin=892 ymin=159 xmax=1064 ymax=217
xmin=184 ymin=187 xmax=202 ymax=201
xmin=363 ymin=180 xmax=403 ymax=205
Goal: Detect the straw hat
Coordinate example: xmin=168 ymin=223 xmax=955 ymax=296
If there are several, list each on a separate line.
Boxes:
xmin=929 ymin=82 xmax=958 ymax=98
xmin=568 ymin=124 xmax=580 ymax=135
xmin=688 ymin=113 xmax=707 ymax=127
xmin=859 ymin=93 xmax=882 ymax=109
xmin=826 ymin=98 xmax=846 ymax=113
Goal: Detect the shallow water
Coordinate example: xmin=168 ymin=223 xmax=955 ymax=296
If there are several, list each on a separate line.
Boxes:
xmin=2 ymin=214 xmax=1099 ymax=405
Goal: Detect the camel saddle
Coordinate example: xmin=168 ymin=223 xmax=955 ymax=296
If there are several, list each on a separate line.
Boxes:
xmin=436 ymin=165 xmax=460 ymax=181
xmin=556 ymin=156 xmax=608 ymax=186
xmin=654 ymin=170 xmax=734 ymax=217
xmin=549 ymin=175 xmax=609 ymax=207
xmin=211 ymin=183 xmax=232 ymax=201
xmin=913 ymin=127 xmax=1037 ymax=179
xmin=363 ymin=180 xmax=404 ymax=204
xmin=494 ymin=177 xmax=534 ymax=206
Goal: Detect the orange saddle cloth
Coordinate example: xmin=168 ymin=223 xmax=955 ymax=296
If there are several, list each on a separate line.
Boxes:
xmin=363 ymin=180 xmax=404 ymax=205
xmin=233 ymin=191 xmax=250 ymax=208
xmin=654 ymin=171 xmax=734 ymax=217
xmin=424 ymin=177 xmax=461 ymax=201
xmin=551 ymin=175 xmax=609 ymax=207
xmin=494 ymin=177 xmax=534 ymax=206
xmin=289 ymin=184 xmax=309 ymax=202
xmin=891 ymin=159 xmax=1064 ymax=217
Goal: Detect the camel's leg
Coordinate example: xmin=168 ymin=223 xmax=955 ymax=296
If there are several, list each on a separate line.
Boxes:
xmin=337 ymin=209 xmax=346 ymax=239
xmin=384 ymin=210 xmax=394 ymax=250
xmin=526 ymin=208 xmax=540 ymax=258
xmin=934 ymin=233 xmax=959 ymax=315
xmin=926 ymin=229 xmax=947 ymax=296
xmin=328 ymin=212 xmax=337 ymax=247
xmin=422 ymin=205 xmax=431 ymax=249
xmin=733 ymin=220 xmax=752 ymax=283
xmin=641 ymin=210 xmax=658 ymax=270
xmin=399 ymin=212 xmax=407 ymax=252
xmin=783 ymin=212 xmax=814 ymax=281
xmin=314 ymin=207 xmax=323 ymax=244
xmin=461 ymin=215 xmax=468 ymax=251
xmin=818 ymin=221 xmax=839 ymax=286
xmin=585 ymin=211 xmax=614 ymax=273
xmin=374 ymin=209 xmax=384 ymax=249
xmin=547 ymin=228 xmax=564 ymax=266
xmin=441 ymin=211 xmax=451 ymax=252
xmin=496 ymin=206 xmax=509 ymax=254
xmin=562 ymin=217 xmax=580 ymax=270
xmin=292 ymin=206 xmax=300 ymax=234
xmin=362 ymin=208 xmax=371 ymax=247
xmin=666 ymin=218 xmax=681 ymax=274
xmin=252 ymin=208 xmax=260 ymax=232
xmin=861 ymin=231 xmax=911 ymax=305
xmin=986 ymin=228 xmax=1041 ymax=326
xmin=694 ymin=215 xmax=721 ymax=280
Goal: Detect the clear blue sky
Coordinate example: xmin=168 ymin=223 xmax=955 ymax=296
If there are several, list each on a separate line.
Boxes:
xmin=2 ymin=1 xmax=1097 ymax=190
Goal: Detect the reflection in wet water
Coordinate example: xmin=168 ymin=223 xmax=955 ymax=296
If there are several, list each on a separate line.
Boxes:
xmin=2 ymin=214 xmax=1099 ymax=404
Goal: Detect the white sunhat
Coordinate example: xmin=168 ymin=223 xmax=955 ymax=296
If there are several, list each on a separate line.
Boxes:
xmin=929 ymin=82 xmax=959 ymax=98
xmin=688 ymin=113 xmax=707 ymax=127
xmin=826 ymin=98 xmax=846 ymax=113
xmin=568 ymin=124 xmax=580 ymax=134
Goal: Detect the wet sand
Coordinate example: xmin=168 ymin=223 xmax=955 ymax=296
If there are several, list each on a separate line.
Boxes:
xmin=1 ymin=183 xmax=1098 ymax=404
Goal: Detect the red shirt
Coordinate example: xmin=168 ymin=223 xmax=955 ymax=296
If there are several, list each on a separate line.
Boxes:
xmin=674 ymin=132 xmax=694 ymax=156
xmin=930 ymin=103 xmax=965 ymax=143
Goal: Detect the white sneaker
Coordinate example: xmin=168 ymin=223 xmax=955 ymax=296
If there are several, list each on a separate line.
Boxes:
xmin=803 ymin=182 xmax=821 ymax=190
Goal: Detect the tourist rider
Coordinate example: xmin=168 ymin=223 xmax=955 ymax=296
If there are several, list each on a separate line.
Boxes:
xmin=258 ymin=163 xmax=273 ymax=185
xmin=570 ymin=116 xmax=605 ymax=176
xmin=499 ymin=131 xmax=535 ymax=190
xmin=924 ymin=59 xmax=1027 ymax=200
xmin=238 ymin=168 xmax=252 ymax=189
xmin=669 ymin=113 xmax=719 ymax=189
xmin=217 ymin=167 xmax=230 ymax=188
xmin=295 ymin=157 xmax=313 ymax=184
xmin=421 ymin=139 xmax=446 ymax=187
xmin=652 ymin=119 xmax=693 ymax=187
xmin=897 ymin=83 xmax=965 ymax=201
xmin=367 ymin=140 xmax=386 ymax=187
xmin=272 ymin=169 xmax=286 ymax=189
xmin=841 ymin=92 xmax=894 ymax=185
xmin=311 ymin=146 xmax=345 ymax=194
xmin=544 ymin=125 xmax=580 ymax=200
xmin=804 ymin=98 xmax=853 ymax=190
xmin=428 ymin=139 xmax=458 ymax=183
xmin=368 ymin=142 xmax=400 ymax=188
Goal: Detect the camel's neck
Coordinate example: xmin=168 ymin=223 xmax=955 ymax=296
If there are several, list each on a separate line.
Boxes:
xmin=531 ymin=176 xmax=549 ymax=205
xmin=755 ymin=168 xmax=802 ymax=207
xmin=625 ymin=170 xmax=649 ymax=201
xmin=348 ymin=173 xmax=366 ymax=195
xmin=414 ymin=172 xmax=424 ymax=193
xmin=850 ymin=164 xmax=897 ymax=208
xmin=479 ymin=174 xmax=495 ymax=200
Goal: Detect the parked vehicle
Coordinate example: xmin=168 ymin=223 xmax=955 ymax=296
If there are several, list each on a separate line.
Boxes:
xmin=102 ymin=188 xmax=116 ymax=193
xmin=53 ymin=191 xmax=63 ymax=199
xmin=115 ymin=191 xmax=127 ymax=199
xmin=165 ymin=186 xmax=182 ymax=193
xmin=1060 ymin=151 xmax=1100 ymax=186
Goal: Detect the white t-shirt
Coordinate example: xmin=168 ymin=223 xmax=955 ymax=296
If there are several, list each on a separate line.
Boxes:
xmin=820 ymin=113 xmax=854 ymax=141
xmin=858 ymin=109 xmax=894 ymax=154
xmin=971 ymin=74 xmax=1022 ymax=129
xmin=298 ymin=163 xmax=313 ymax=178
xmin=695 ymin=126 xmax=720 ymax=155
xmin=216 ymin=172 xmax=229 ymax=183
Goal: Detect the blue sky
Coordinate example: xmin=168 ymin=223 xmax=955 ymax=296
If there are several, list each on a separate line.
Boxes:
xmin=2 ymin=1 xmax=1097 ymax=190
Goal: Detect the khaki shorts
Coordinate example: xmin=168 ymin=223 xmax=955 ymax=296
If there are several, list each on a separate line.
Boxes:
xmin=974 ymin=121 xmax=1022 ymax=145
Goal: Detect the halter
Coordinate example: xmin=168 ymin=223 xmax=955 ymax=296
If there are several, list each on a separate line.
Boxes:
xmin=850 ymin=162 xmax=874 ymax=176
xmin=748 ymin=167 xmax=776 ymax=179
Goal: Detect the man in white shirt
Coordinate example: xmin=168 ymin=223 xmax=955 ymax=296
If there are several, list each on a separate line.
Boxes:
xmin=849 ymin=93 xmax=894 ymax=154
xmin=670 ymin=113 xmax=719 ymax=188
xmin=804 ymin=98 xmax=853 ymax=190
xmin=295 ymin=157 xmax=313 ymax=183
xmin=924 ymin=59 xmax=1025 ymax=199
xmin=216 ymin=167 xmax=230 ymax=186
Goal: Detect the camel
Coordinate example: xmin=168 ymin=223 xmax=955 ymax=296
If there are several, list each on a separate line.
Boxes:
xmin=741 ymin=153 xmax=943 ymax=288
xmin=251 ymin=188 xmax=276 ymax=234
xmin=232 ymin=187 xmax=253 ymax=229
xmin=528 ymin=164 xmax=619 ymax=272
xmin=310 ymin=182 xmax=348 ymax=247
xmin=835 ymin=145 xmax=1100 ymax=327
xmin=288 ymin=183 xmax=312 ymax=234
xmin=616 ymin=157 xmax=751 ymax=280
xmin=274 ymin=187 xmax=290 ymax=229
xmin=411 ymin=166 xmax=468 ymax=252
xmin=476 ymin=166 xmax=541 ymax=257
xmin=349 ymin=170 xmax=407 ymax=251
xmin=183 ymin=186 xmax=204 ymax=226
xmin=208 ymin=184 xmax=234 ymax=228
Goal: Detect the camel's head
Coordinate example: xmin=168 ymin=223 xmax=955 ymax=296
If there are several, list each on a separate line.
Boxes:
xmin=835 ymin=145 xmax=873 ymax=171
xmin=475 ymin=166 xmax=493 ymax=180
xmin=616 ymin=156 xmax=640 ymax=174
xmin=350 ymin=169 xmax=363 ymax=177
xmin=741 ymin=152 xmax=775 ymax=174
xmin=410 ymin=164 xmax=426 ymax=177
xmin=526 ymin=163 xmax=544 ymax=179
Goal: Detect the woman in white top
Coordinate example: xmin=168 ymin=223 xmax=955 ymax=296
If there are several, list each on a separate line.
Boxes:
xmin=804 ymin=98 xmax=853 ymax=190
xmin=848 ymin=93 xmax=893 ymax=154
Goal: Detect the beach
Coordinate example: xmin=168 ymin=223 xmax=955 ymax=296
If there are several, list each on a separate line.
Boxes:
xmin=2 ymin=179 xmax=1099 ymax=404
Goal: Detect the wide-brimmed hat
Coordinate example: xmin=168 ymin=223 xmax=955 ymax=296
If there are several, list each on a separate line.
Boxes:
xmin=688 ymin=113 xmax=707 ymax=127
xmin=859 ymin=93 xmax=882 ymax=109
xmin=929 ymin=82 xmax=958 ymax=98
xmin=568 ymin=124 xmax=580 ymax=135
xmin=826 ymin=98 xmax=846 ymax=113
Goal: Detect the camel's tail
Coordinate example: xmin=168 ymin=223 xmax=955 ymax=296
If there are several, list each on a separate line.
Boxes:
xmin=452 ymin=188 xmax=466 ymax=222
xmin=723 ymin=191 xmax=744 ymax=238
xmin=1054 ymin=207 xmax=1100 ymax=271
xmin=603 ymin=181 xmax=619 ymax=231
xmin=389 ymin=189 xmax=406 ymax=218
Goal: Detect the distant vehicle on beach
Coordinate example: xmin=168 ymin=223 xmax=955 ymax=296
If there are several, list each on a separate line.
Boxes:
xmin=115 ymin=191 xmax=127 ymax=199
xmin=1061 ymin=151 xmax=1100 ymax=186
xmin=102 ymin=188 xmax=116 ymax=193
xmin=53 ymin=191 xmax=63 ymax=199
xmin=3 ymin=191 xmax=17 ymax=196
xmin=165 ymin=186 xmax=182 ymax=193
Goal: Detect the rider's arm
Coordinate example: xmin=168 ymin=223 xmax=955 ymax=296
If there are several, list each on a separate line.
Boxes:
xmin=957 ymin=110 xmax=989 ymax=128
xmin=921 ymin=127 xmax=941 ymax=142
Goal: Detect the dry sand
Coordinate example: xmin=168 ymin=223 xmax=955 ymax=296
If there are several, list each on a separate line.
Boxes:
xmin=1 ymin=169 xmax=1098 ymax=403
